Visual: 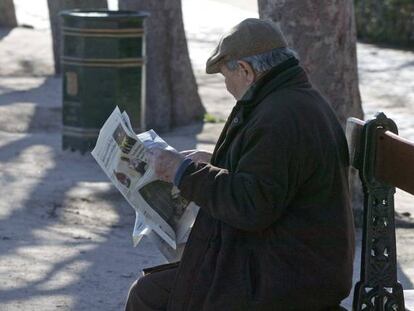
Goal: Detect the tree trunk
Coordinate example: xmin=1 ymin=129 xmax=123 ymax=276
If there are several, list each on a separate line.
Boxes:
xmin=119 ymin=0 xmax=205 ymax=131
xmin=0 ymin=0 xmax=17 ymax=28
xmin=258 ymin=0 xmax=363 ymax=126
xmin=258 ymin=0 xmax=364 ymax=222
xmin=47 ymin=0 xmax=108 ymax=74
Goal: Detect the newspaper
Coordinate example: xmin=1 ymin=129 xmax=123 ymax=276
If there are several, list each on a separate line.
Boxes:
xmin=91 ymin=107 xmax=199 ymax=261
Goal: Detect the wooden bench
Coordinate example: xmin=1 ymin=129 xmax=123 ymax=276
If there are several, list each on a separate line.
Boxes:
xmin=346 ymin=112 xmax=414 ymax=310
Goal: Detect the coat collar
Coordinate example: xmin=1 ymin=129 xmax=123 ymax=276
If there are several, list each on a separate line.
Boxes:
xmin=238 ymin=57 xmax=305 ymax=107
xmin=229 ymin=58 xmax=307 ymax=126
xmin=211 ymin=58 xmax=308 ymax=165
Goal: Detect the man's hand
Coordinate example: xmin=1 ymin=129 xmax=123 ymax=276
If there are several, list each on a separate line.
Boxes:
xmin=147 ymin=148 xmax=185 ymax=183
xmin=181 ymin=149 xmax=212 ymax=163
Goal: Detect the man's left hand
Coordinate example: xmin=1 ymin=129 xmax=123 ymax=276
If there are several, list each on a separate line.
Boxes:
xmin=147 ymin=148 xmax=185 ymax=183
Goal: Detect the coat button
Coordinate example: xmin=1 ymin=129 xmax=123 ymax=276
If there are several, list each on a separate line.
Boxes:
xmin=233 ymin=117 xmax=239 ymax=124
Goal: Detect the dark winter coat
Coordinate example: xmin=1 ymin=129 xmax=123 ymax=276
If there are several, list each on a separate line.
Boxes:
xmin=168 ymin=58 xmax=355 ymax=311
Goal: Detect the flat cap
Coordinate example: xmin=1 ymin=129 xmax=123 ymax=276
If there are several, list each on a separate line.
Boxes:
xmin=206 ymin=18 xmax=288 ymax=74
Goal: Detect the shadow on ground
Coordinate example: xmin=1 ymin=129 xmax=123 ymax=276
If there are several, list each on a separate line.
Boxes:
xmin=0 ymin=72 xmax=210 ymax=309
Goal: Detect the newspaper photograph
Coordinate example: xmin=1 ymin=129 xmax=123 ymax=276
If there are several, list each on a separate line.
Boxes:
xmin=91 ymin=107 xmax=199 ymax=260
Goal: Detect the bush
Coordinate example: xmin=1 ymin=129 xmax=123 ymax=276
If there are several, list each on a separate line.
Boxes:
xmin=355 ymin=0 xmax=414 ymax=48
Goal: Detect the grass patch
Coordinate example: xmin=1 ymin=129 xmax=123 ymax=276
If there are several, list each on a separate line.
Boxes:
xmin=204 ymin=113 xmax=225 ymax=123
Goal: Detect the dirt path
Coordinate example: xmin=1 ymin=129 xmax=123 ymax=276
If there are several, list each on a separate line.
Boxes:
xmin=0 ymin=1 xmax=413 ymax=310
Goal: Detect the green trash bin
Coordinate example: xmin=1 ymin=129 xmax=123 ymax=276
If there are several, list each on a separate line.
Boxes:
xmin=60 ymin=10 xmax=149 ymax=153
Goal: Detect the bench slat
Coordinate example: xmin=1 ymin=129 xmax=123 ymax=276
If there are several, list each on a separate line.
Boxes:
xmin=375 ymin=130 xmax=414 ymax=195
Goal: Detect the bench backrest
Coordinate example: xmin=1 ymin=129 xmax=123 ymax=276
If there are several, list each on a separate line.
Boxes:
xmin=346 ymin=112 xmax=414 ymax=311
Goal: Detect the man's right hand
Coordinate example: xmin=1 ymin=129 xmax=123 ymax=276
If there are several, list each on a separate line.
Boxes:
xmin=180 ymin=149 xmax=212 ymax=163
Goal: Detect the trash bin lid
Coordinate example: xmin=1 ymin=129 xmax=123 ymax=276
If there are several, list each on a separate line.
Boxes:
xmin=60 ymin=10 xmax=150 ymax=19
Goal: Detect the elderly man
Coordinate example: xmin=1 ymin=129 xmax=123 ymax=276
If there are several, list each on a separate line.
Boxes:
xmin=125 ymin=18 xmax=355 ymax=311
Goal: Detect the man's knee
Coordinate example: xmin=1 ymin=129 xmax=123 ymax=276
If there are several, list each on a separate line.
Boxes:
xmin=125 ymin=268 xmax=176 ymax=311
xmin=126 ymin=276 xmax=158 ymax=311
xmin=126 ymin=279 xmax=140 ymax=303
xmin=125 ymin=279 xmax=142 ymax=311
xmin=129 ymin=276 xmax=147 ymax=298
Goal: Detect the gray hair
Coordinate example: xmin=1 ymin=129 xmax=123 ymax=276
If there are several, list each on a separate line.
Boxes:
xmin=226 ymin=47 xmax=298 ymax=73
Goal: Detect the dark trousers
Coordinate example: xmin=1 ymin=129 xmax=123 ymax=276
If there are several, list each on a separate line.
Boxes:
xmin=125 ymin=267 xmax=178 ymax=311
xmin=125 ymin=266 xmax=347 ymax=311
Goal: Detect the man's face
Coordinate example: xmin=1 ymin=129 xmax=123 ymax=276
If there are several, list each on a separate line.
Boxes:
xmin=220 ymin=61 xmax=255 ymax=100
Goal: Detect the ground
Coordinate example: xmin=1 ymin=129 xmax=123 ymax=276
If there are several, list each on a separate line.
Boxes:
xmin=0 ymin=0 xmax=413 ymax=310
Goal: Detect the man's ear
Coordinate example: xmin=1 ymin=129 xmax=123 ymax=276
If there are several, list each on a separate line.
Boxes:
xmin=237 ymin=60 xmax=256 ymax=85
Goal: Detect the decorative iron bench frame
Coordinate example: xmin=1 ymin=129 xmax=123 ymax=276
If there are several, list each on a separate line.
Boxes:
xmin=346 ymin=112 xmax=414 ymax=311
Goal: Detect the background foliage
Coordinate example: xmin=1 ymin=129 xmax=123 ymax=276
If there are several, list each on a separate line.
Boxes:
xmin=355 ymin=0 xmax=414 ymax=48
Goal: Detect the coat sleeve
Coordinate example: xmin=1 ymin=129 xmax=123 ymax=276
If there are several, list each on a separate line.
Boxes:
xmin=178 ymin=124 xmax=295 ymax=231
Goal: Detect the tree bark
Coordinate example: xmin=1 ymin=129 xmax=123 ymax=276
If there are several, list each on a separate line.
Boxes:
xmin=119 ymin=0 xmax=205 ymax=131
xmin=0 ymin=0 xmax=17 ymax=28
xmin=258 ymin=0 xmax=363 ymax=126
xmin=47 ymin=0 xmax=108 ymax=74
xmin=258 ymin=0 xmax=364 ymax=222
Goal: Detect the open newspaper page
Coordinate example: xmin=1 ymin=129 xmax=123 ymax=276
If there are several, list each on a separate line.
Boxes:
xmin=91 ymin=107 xmax=199 ymax=261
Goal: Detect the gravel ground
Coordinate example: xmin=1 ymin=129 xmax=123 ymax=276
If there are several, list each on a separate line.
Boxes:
xmin=0 ymin=0 xmax=413 ymax=310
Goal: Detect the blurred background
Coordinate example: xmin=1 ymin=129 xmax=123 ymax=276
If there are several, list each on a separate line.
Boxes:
xmin=355 ymin=0 xmax=414 ymax=48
